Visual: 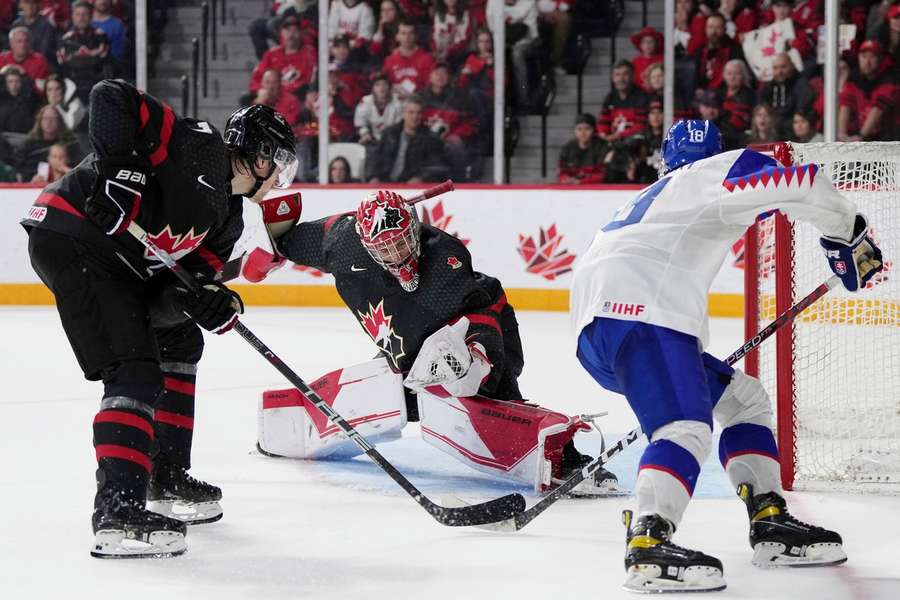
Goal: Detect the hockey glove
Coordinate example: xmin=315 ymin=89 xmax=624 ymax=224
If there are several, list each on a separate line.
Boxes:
xmin=181 ymin=282 xmax=244 ymax=334
xmin=820 ymin=213 xmax=883 ymax=292
xmin=259 ymin=192 xmax=302 ymax=249
xmin=404 ymin=318 xmax=492 ymax=398
xmin=242 ymin=247 xmax=287 ymax=283
xmin=85 ymin=157 xmax=150 ymax=235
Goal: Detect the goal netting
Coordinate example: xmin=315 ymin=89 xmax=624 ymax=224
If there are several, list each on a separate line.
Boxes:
xmin=744 ymin=141 xmax=900 ymax=493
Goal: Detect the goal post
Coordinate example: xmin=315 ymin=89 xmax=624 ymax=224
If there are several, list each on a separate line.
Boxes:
xmin=744 ymin=141 xmax=900 ymax=493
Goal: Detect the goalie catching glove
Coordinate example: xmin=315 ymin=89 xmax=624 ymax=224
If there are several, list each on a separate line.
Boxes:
xmin=820 ymin=213 xmax=883 ymax=292
xmin=404 ymin=317 xmax=492 ymax=398
xmin=85 ymin=157 xmax=150 ymax=235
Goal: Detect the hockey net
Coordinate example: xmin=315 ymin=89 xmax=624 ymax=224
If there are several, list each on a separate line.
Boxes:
xmin=744 ymin=141 xmax=900 ymax=493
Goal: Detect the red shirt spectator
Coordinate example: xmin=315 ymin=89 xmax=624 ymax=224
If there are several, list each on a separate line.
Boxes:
xmin=630 ymin=26 xmax=663 ymax=93
xmin=420 ymin=63 xmax=478 ymax=141
xmin=369 ymin=0 xmax=402 ymax=59
xmin=459 ymin=28 xmax=495 ymax=95
xmin=254 ymin=68 xmax=302 ymax=126
xmin=0 ymin=1 xmax=14 ymax=32
xmin=432 ymin=0 xmax=473 ymax=66
xmin=249 ymin=15 xmax=317 ymax=95
xmin=396 ymin=0 xmax=429 ymax=24
xmin=719 ymin=58 xmax=755 ymax=132
xmin=674 ymin=0 xmax=709 ymax=57
xmin=383 ymin=21 xmax=436 ymax=98
xmin=719 ymin=0 xmax=758 ymax=43
xmin=0 ymin=26 xmax=50 ymax=90
xmin=839 ymin=41 xmax=900 ymax=142
xmin=596 ymin=60 xmax=648 ymax=141
xmin=695 ymin=13 xmax=745 ymax=90
xmin=329 ymin=35 xmax=367 ymax=108
xmin=41 ymin=0 xmax=72 ymax=30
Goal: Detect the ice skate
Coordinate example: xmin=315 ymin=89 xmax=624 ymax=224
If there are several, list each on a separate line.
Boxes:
xmin=147 ymin=455 xmax=223 ymax=525
xmin=622 ymin=510 xmax=726 ymax=593
xmin=737 ymin=483 xmax=847 ymax=569
xmin=551 ymin=441 xmax=628 ymax=497
xmin=91 ymin=485 xmax=187 ymax=559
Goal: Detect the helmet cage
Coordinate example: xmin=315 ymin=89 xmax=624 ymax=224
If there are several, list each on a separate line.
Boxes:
xmin=355 ymin=192 xmax=422 ymax=291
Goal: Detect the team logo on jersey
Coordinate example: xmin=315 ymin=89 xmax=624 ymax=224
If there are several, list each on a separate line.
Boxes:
xmin=420 ymin=201 xmax=469 ymax=246
xmin=517 ymin=224 xmax=576 ymax=281
xmin=358 ymin=299 xmax=405 ymax=370
xmin=363 ymin=204 xmax=406 ymax=240
xmin=144 ymin=226 xmax=208 ymax=265
xmin=447 ymin=256 xmax=462 ymax=269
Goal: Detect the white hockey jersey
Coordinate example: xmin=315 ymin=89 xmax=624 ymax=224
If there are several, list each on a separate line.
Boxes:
xmin=328 ymin=0 xmax=375 ymax=42
xmin=570 ymin=149 xmax=857 ymax=347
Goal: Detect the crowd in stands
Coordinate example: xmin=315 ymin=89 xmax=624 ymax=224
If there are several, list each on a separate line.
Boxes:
xmin=558 ymin=0 xmax=900 ymax=184
xmin=0 ymin=0 xmax=151 ymax=182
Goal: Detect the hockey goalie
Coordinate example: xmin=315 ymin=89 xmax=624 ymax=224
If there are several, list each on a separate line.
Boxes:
xmin=242 ymin=189 xmax=623 ymax=496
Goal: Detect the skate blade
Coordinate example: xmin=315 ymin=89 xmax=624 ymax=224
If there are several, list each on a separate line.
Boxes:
xmin=147 ymin=499 xmax=223 ymax=525
xmin=91 ymin=529 xmax=186 ymax=559
xmin=751 ymin=541 xmax=848 ymax=569
xmin=623 ymin=564 xmax=727 ymax=594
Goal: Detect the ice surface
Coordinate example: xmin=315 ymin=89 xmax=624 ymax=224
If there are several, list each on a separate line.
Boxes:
xmin=1 ymin=307 xmax=897 ymax=599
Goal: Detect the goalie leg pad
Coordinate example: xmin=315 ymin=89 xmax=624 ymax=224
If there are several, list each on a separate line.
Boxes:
xmin=416 ymin=391 xmax=589 ymax=493
xmin=258 ymin=358 xmax=406 ymax=459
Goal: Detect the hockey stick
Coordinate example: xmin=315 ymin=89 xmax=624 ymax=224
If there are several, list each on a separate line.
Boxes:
xmin=126 ymin=219 xmax=525 ymax=527
xmin=478 ymin=274 xmax=842 ymax=532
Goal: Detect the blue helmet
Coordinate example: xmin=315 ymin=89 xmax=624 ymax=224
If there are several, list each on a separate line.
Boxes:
xmin=660 ymin=120 xmax=723 ymax=173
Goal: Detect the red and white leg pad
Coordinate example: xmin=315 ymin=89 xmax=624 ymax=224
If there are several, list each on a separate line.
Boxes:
xmin=257 ymin=358 xmax=407 ymax=459
xmin=416 ymin=391 xmax=591 ymax=493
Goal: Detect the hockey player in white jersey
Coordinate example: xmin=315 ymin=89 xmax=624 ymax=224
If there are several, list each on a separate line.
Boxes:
xmin=571 ymin=120 xmax=883 ymax=593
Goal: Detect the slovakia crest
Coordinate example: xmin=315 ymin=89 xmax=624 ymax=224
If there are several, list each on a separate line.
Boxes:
xmin=358 ymin=299 xmax=405 ymax=370
xmin=517 ymin=224 xmax=576 ymax=281
xmin=144 ymin=226 xmax=208 ymax=265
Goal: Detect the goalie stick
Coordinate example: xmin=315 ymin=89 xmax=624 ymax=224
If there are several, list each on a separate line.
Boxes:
xmin=126 ymin=216 xmax=525 ymax=528
xmin=477 ymin=274 xmax=842 ymax=532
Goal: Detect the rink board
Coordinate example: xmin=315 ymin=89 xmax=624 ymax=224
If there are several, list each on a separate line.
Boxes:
xmin=0 ymin=184 xmax=745 ymax=314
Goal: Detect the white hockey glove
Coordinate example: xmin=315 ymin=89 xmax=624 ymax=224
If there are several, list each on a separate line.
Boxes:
xmin=820 ymin=213 xmax=883 ymax=292
xmin=404 ymin=317 xmax=492 ymax=398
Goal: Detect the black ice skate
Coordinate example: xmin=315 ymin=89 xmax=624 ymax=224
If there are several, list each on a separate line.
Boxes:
xmin=551 ymin=441 xmax=627 ymax=497
xmin=737 ymin=483 xmax=847 ymax=568
xmin=91 ymin=485 xmax=187 ymax=559
xmin=622 ymin=510 xmax=726 ymax=593
xmin=147 ymin=455 xmax=223 ymax=525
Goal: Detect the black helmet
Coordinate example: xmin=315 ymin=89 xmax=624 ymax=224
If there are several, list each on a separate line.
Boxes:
xmin=224 ymin=104 xmax=298 ymax=188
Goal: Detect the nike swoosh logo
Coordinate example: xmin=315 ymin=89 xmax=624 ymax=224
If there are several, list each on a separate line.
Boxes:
xmin=197 ymin=175 xmax=215 ymax=191
xmin=350 ymin=265 xmax=367 ymax=272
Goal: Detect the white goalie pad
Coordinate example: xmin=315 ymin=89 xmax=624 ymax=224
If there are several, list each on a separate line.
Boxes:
xmin=257 ymin=358 xmax=407 ymax=459
xmin=417 ymin=391 xmax=590 ymax=493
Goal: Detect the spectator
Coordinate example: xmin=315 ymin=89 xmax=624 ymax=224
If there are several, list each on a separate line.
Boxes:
xmin=757 ymin=52 xmax=815 ymax=137
xmin=486 ymin=0 xmax=539 ymax=113
xmin=873 ymin=3 xmax=900 ymax=71
xmin=328 ymin=0 xmax=375 ymax=52
xmin=11 ymin=0 xmax=56 ymax=62
xmin=0 ymin=26 xmax=49 ymax=90
xmin=718 ymin=0 xmax=757 ymax=43
xmin=432 ymin=0 xmax=472 ymax=69
xmin=327 ymin=65 xmax=362 ymax=141
xmin=603 ymin=144 xmax=640 ymax=184
xmin=0 ymin=66 xmax=38 ymax=132
xmin=91 ymin=0 xmax=126 ymax=63
xmin=248 ymin=1 xmax=317 ymax=60
xmin=44 ymin=73 xmax=86 ymax=132
xmin=557 ymin=113 xmax=607 ymax=184
xmin=769 ymin=0 xmax=814 ymax=64
xmin=383 ymin=19 xmax=436 ymax=99
xmin=30 ymin=141 xmax=71 ymax=183
xmin=839 ymin=40 xmax=899 ymax=142
xmin=694 ymin=12 xmax=745 ymax=90
xmin=719 ymin=58 xmax=755 ymax=135
xmin=536 ymin=0 xmax=572 ymax=75
xmin=15 ymin=104 xmax=82 ymax=180
xmin=790 ymin=108 xmax=823 ymax=143
xmin=249 ymin=14 xmax=317 ymax=98
xmin=369 ymin=0 xmax=403 ymax=63
xmin=0 ymin=1 xmax=14 ymax=51
xmin=329 ymin=155 xmax=357 ymax=183
xmin=696 ymin=88 xmax=741 ymax=149
xmin=368 ymin=95 xmax=448 ymax=183
xmin=630 ymin=26 xmax=663 ymax=93
xmin=58 ymin=1 xmax=111 ymax=104
xmin=673 ymin=0 xmax=707 ymax=58
xmin=354 ymin=72 xmax=402 ymax=144
xmin=39 ymin=0 xmax=72 ymax=31
xmin=254 ymin=69 xmax=303 ymax=126
xmin=459 ymin=26 xmax=494 ymax=148
xmin=642 ymin=62 xmax=664 ymax=103
xmin=395 ymin=0 xmax=431 ymax=45
xmin=746 ymin=102 xmax=779 ymax=145
xmin=421 ymin=62 xmax=479 ymax=181
xmin=330 ymin=34 xmax=367 ymax=107
xmin=640 ymin=99 xmax=665 ymax=173
xmin=596 ymin=60 xmax=648 ymax=143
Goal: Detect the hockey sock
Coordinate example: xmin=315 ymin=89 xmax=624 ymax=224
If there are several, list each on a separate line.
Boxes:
xmin=154 ymin=362 xmax=197 ymax=468
xmin=636 ymin=439 xmax=701 ymax=527
xmin=718 ymin=423 xmax=782 ymax=494
xmin=93 ymin=396 xmax=155 ymax=499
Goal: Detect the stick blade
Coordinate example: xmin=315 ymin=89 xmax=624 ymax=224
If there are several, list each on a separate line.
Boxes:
xmin=429 ymin=492 xmax=525 ymax=526
xmin=439 ymin=495 xmax=524 ymax=531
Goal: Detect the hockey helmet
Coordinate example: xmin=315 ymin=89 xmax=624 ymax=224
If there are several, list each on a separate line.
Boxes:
xmin=660 ymin=119 xmax=723 ymax=174
xmin=356 ymin=190 xmax=421 ymax=292
xmin=224 ymin=104 xmax=298 ymax=188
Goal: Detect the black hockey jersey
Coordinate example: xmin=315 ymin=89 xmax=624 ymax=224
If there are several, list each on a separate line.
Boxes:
xmin=21 ymin=79 xmax=241 ymax=281
xmin=279 ymin=215 xmax=523 ymax=399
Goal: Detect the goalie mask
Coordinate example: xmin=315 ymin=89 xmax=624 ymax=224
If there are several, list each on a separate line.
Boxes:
xmin=356 ymin=190 xmax=421 ymax=292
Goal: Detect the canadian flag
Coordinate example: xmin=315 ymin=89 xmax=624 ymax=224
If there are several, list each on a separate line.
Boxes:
xmin=742 ymin=20 xmax=802 ymax=82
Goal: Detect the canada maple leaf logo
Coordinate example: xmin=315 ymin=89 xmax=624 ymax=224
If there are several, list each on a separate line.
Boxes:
xmin=358 ymin=299 xmax=405 ymax=370
xmin=144 ymin=226 xmax=208 ymax=264
xmin=420 ymin=201 xmax=469 ymax=246
xmin=517 ymin=224 xmax=576 ymax=280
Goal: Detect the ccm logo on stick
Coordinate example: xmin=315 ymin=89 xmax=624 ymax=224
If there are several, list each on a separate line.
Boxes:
xmin=115 ymin=169 xmax=147 ymax=185
xmin=601 ymin=301 xmax=646 ymax=316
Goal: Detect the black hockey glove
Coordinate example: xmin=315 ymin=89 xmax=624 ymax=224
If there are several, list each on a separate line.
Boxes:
xmin=85 ymin=157 xmax=150 ymax=235
xmin=181 ymin=282 xmax=245 ymax=334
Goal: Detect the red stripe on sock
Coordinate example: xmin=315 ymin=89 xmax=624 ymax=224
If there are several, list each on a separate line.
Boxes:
xmin=94 ymin=410 xmax=154 ymax=438
xmin=95 ymin=444 xmax=151 ymax=471
xmin=164 ymin=376 xmax=196 ymax=396
xmin=155 ymin=409 xmax=194 ymax=430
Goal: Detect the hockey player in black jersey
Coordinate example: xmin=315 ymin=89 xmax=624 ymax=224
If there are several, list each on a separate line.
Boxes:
xmin=244 ymin=190 xmax=623 ymax=496
xmin=21 ymin=80 xmax=298 ymax=558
